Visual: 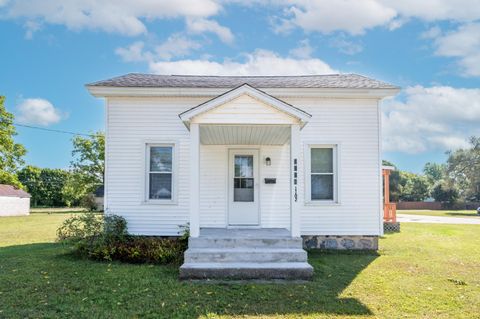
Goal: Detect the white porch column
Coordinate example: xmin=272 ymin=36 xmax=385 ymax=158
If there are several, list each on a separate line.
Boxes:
xmin=290 ymin=124 xmax=301 ymax=238
xmin=189 ymin=123 xmax=200 ymax=237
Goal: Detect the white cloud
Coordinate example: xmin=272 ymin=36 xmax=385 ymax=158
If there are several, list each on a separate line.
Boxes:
xmin=329 ymin=37 xmax=363 ymax=55
xmin=420 ymin=26 xmax=441 ymax=39
xmin=288 ymin=39 xmax=313 ymax=59
xmin=16 ymin=98 xmax=63 ymax=126
xmin=154 ymin=35 xmax=202 ymax=60
xmin=116 ymin=35 xmax=201 ymax=63
xmin=2 ymin=0 xmax=221 ymax=36
xmin=432 ymin=23 xmax=480 ymax=77
xmin=273 ymin=0 xmax=480 ymax=36
xmin=382 ymin=86 xmax=480 ymax=153
xmin=186 ymin=18 xmax=234 ymax=44
xmin=148 ymin=49 xmax=337 ymax=75
xmin=115 ymin=41 xmax=150 ymax=62
xmin=277 ymin=0 xmax=397 ymax=35
xmin=382 ymin=0 xmax=480 ymax=22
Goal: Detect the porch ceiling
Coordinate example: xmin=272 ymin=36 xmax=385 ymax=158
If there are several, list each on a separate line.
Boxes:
xmin=200 ymin=125 xmax=290 ymax=145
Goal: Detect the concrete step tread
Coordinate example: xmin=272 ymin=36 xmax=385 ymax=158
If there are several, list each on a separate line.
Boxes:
xmin=185 ymin=248 xmax=306 ymax=253
xmin=180 ymin=262 xmax=313 ymax=269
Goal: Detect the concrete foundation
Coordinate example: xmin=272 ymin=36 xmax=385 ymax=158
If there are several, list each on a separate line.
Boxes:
xmin=302 ymin=235 xmax=379 ymax=250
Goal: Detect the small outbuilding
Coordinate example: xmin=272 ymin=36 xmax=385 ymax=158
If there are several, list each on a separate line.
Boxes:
xmin=0 ymin=184 xmax=31 ymax=217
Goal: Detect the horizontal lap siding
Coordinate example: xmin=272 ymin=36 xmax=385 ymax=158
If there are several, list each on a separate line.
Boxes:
xmin=193 ymin=94 xmax=297 ymax=125
xmin=260 ymin=145 xmax=290 ymax=229
xmin=106 ymin=97 xmax=207 ymax=236
xmin=199 ymin=145 xmax=227 ymax=227
xmin=106 ymin=95 xmax=381 ymax=236
xmin=199 ymin=144 xmax=290 ymax=229
xmin=283 ymin=98 xmax=381 ymax=236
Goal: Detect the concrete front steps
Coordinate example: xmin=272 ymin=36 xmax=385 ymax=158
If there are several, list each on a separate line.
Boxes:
xmin=179 ymin=228 xmax=313 ymax=280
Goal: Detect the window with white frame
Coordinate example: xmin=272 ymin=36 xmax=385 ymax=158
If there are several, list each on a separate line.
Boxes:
xmin=309 ymin=145 xmax=337 ymax=202
xmin=147 ymin=145 xmax=174 ymax=201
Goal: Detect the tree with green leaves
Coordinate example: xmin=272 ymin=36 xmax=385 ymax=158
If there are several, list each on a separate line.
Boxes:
xmin=446 ymin=136 xmax=480 ymax=201
xmin=70 ymin=132 xmax=105 ymax=193
xmin=17 ymin=166 xmax=69 ymax=207
xmin=17 ymin=165 xmax=42 ymax=206
xmin=38 ymin=168 xmax=69 ymax=207
xmin=431 ymin=180 xmax=459 ymax=205
xmin=0 ymin=96 xmax=26 ymax=188
xmin=62 ymin=171 xmax=90 ymax=207
xmin=397 ymin=171 xmax=430 ymax=202
xmin=423 ymin=162 xmax=446 ymax=185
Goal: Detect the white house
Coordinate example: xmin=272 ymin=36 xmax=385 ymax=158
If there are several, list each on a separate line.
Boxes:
xmin=0 ymin=184 xmax=31 ymax=217
xmin=87 ymin=73 xmax=399 ymax=279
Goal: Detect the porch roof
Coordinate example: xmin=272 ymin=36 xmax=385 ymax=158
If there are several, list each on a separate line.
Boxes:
xmin=179 ymin=84 xmax=311 ymax=129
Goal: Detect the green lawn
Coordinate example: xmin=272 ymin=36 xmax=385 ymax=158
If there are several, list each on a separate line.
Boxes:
xmin=398 ymin=209 xmax=480 ymax=218
xmin=1 ymin=214 xmax=479 ymax=318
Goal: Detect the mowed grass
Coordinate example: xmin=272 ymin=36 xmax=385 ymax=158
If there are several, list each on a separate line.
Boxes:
xmin=398 ymin=209 xmax=479 ymax=218
xmin=0 ymin=214 xmax=479 ymax=318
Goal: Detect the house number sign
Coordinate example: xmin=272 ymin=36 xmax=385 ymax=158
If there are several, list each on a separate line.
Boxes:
xmin=293 ymin=158 xmax=298 ymax=202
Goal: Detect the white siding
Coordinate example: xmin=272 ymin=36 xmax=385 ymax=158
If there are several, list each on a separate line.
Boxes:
xmin=284 ymin=97 xmax=381 ymax=236
xmin=106 ymin=97 xmax=208 ymax=236
xmin=193 ymin=94 xmax=299 ymax=125
xmin=106 ymin=95 xmax=381 ymax=236
xmin=199 ymin=144 xmax=290 ymax=229
xmin=0 ymin=197 xmax=30 ymax=216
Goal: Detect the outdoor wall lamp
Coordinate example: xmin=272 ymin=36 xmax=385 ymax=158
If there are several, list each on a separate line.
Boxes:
xmin=265 ymin=157 xmax=271 ymax=166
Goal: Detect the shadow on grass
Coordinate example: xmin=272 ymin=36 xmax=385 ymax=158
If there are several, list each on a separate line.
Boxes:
xmin=0 ymin=243 xmax=378 ymax=318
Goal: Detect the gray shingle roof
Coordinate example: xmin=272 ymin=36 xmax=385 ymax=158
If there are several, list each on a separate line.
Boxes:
xmin=87 ymin=73 xmax=398 ymax=89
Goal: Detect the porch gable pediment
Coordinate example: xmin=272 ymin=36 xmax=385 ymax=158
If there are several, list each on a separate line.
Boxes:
xmin=179 ymin=84 xmax=311 ymax=128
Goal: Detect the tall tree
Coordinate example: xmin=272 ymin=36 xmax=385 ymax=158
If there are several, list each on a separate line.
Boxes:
xmin=0 ymin=96 xmax=26 ymax=188
xmin=17 ymin=166 xmax=42 ymax=206
xmin=423 ymin=162 xmax=445 ymax=185
xmin=397 ymin=171 xmax=430 ymax=201
xmin=446 ymin=137 xmax=480 ymax=201
xmin=17 ymin=166 xmax=70 ymax=207
xmin=70 ymin=132 xmax=105 ymax=192
xmin=431 ymin=180 xmax=459 ymax=205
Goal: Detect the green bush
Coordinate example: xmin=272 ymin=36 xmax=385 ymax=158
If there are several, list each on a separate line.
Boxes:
xmin=57 ymin=213 xmax=188 ymax=265
xmin=57 ymin=213 xmax=103 ymax=242
xmin=80 ymin=193 xmax=98 ymax=211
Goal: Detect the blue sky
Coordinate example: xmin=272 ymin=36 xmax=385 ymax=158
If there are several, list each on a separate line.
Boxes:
xmin=1 ymin=0 xmax=479 ymax=173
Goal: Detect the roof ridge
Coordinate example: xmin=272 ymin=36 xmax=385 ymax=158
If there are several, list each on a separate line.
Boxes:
xmin=86 ymin=73 xmax=400 ymax=90
xmin=132 ymin=73 xmax=346 ymax=78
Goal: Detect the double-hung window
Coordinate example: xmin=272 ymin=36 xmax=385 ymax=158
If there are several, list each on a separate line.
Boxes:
xmin=308 ymin=145 xmax=337 ymax=202
xmin=147 ymin=145 xmax=174 ymax=201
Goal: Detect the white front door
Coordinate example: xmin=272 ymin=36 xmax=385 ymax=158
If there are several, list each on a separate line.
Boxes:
xmin=228 ymin=149 xmax=260 ymax=226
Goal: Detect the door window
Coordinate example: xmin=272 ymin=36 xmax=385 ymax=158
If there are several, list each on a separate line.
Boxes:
xmin=233 ymin=155 xmax=254 ymax=202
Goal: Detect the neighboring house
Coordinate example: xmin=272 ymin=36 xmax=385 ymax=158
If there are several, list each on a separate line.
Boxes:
xmin=0 ymin=184 xmax=31 ymax=217
xmin=87 ymin=73 xmax=399 ymax=279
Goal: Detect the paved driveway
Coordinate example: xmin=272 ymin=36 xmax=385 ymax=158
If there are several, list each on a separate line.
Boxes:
xmin=397 ymin=214 xmax=480 ymax=225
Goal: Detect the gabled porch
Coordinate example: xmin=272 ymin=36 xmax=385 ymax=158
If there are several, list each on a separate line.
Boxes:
xmin=178 ymin=84 xmax=313 ymax=279
xmin=180 ymin=84 xmax=311 ymax=239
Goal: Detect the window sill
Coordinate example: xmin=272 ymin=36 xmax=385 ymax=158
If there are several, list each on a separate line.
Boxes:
xmin=141 ymin=200 xmax=178 ymax=206
xmin=304 ymin=200 xmax=341 ymax=206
